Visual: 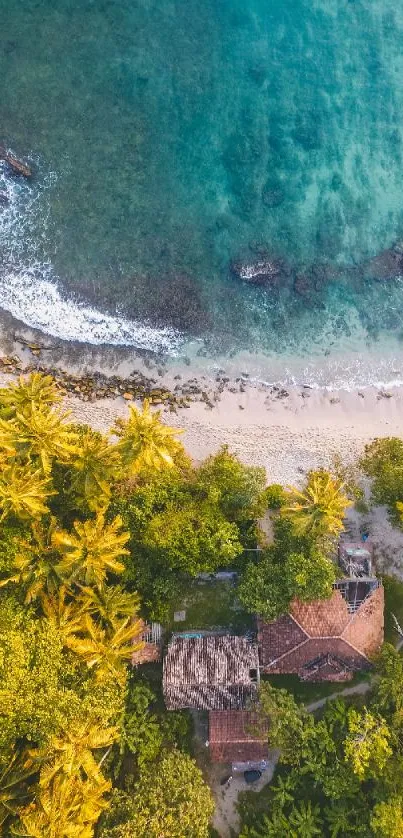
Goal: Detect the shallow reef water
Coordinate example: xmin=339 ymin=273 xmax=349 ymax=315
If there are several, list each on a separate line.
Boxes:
xmin=2 ymin=0 xmax=403 ymax=381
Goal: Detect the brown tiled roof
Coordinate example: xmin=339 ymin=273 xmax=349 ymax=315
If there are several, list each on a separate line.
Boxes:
xmin=258 ymin=615 xmax=308 ymax=667
xmin=259 ymin=583 xmax=384 ymax=680
xmin=209 ymin=711 xmax=268 ymax=763
xmin=290 ymin=591 xmax=351 ymax=637
xmin=301 ymin=653 xmax=357 ymax=682
xmin=163 ymin=635 xmax=259 ymax=710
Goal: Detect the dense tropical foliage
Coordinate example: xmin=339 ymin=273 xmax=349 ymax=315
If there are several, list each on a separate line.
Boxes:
xmin=1 ymin=373 xmax=403 ymax=837
xmin=239 ymin=649 xmax=403 ymax=837
xmin=0 ymin=375 xmax=216 ymax=837
xmin=237 ymin=484 xmax=341 ymax=620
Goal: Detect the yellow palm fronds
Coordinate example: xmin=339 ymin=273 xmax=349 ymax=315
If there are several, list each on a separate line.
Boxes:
xmin=0 ymin=463 xmax=54 ymax=522
xmin=113 ymin=399 xmax=183 ymax=474
xmin=283 ymin=469 xmax=352 ymax=539
xmin=66 ymin=613 xmax=143 ymax=686
xmin=52 ymin=514 xmax=129 ymax=588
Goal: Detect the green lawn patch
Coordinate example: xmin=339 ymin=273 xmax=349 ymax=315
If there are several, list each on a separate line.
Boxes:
xmin=262 ymin=670 xmax=372 ymax=704
xmin=383 ymin=574 xmax=403 ymax=644
xmin=166 ymin=578 xmax=253 ymax=634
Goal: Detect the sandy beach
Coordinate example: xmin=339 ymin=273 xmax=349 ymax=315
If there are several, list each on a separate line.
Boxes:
xmin=0 ymin=311 xmax=401 ymax=488
xmin=63 ymin=382 xmax=400 ymax=486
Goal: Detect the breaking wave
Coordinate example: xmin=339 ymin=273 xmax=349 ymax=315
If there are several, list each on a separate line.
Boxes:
xmin=0 ymin=270 xmax=183 ymax=353
xmin=0 ymin=159 xmax=183 ymax=354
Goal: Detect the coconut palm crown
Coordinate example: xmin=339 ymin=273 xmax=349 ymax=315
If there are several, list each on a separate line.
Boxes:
xmin=0 ymin=463 xmax=54 ymax=523
xmin=113 ymin=399 xmax=183 ymax=474
xmin=0 ymin=373 xmax=61 ymax=421
xmin=66 ymin=613 xmax=143 ymax=686
xmin=283 ymin=469 xmax=352 ymax=540
xmin=69 ymin=428 xmax=122 ymax=512
xmin=52 ymin=514 xmax=130 ymax=588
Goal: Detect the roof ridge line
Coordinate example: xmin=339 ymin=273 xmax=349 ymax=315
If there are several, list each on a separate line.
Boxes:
xmin=339 ymin=637 xmax=370 ymax=661
xmin=264 ymin=637 xmax=310 ymax=668
xmin=288 ymin=612 xmax=311 ymax=637
xmin=264 ymin=633 xmax=370 ymax=668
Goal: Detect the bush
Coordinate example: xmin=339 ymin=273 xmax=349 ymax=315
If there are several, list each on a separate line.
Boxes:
xmin=361 ymin=438 xmax=403 ymax=519
xmin=265 ymin=483 xmax=286 ymax=510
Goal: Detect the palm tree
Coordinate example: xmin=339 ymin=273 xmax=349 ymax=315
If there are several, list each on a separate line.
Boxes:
xmin=244 ymin=810 xmax=291 ymax=837
xmin=66 ymin=613 xmax=143 ymax=685
xmin=288 ymin=801 xmax=323 ymax=837
xmin=11 ymin=771 xmax=110 ymax=838
xmin=271 ymin=775 xmax=297 ymax=810
xmin=282 ymin=470 xmax=351 ymax=541
xmin=325 ymin=800 xmax=357 ymax=837
xmin=1 ymin=519 xmax=61 ymax=602
xmin=113 ymin=399 xmax=183 ymax=474
xmin=32 ymin=721 xmax=118 ymax=787
xmin=0 ymin=463 xmax=53 ymax=522
xmin=52 ymin=514 xmax=130 ymax=588
xmin=10 ymin=405 xmax=78 ymax=474
xmin=78 ymin=584 xmax=140 ymax=629
xmin=0 ymin=373 xmax=61 ymax=420
xmin=40 ymin=587 xmax=84 ymax=644
xmin=0 ymin=749 xmax=38 ymax=828
xmin=0 ymin=420 xmax=18 ymax=457
xmin=69 ymin=429 xmax=122 ymax=512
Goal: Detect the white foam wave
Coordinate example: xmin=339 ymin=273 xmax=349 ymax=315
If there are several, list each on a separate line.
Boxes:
xmin=0 ymin=159 xmax=182 ymax=354
xmin=0 ymin=271 xmax=183 ymax=354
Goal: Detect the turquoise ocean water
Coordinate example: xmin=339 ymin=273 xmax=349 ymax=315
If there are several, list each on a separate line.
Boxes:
xmin=2 ymin=0 xmax=403 ymax=384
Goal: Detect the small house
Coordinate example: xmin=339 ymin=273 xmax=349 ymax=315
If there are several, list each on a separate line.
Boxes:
xmin=208 ymin=710 xmax=268 ymax=765
xmin=163 ymin=634 xmax=260 ymax=710
xmin=258 ymin=579 xmax=384 ymax=682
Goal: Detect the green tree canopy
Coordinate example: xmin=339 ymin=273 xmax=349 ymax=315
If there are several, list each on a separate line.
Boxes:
xmin=371 ymin=796 xmax=403 ymax=838
xmin=195 ymin=446 xmax=266 ymax=523
xmin=238 ymin=547 xmax=335 ymax=621
xmin=360 ymin=437 xmax=403 ymax=518
xmin=98 ymin=750 xmax=214 ymax=838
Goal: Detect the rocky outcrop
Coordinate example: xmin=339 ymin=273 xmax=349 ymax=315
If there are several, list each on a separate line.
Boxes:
xmin=363 ymin=242 xmax=403 ymax=281
xmin=230 ymin=258 xmax=285 ymax=286
xmin=0 ymin=146 xmax=32 ymax=178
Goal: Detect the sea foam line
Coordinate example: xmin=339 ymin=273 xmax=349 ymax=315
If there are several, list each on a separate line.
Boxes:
xmin=0 ymin=271 xmax=183 ymax=354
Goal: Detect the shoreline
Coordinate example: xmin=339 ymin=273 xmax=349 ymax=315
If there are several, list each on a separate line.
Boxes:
xmin=66 ymin=384 xmax=401 ymax=486
xmin=0 ymin=312 xmax=401 ymax=486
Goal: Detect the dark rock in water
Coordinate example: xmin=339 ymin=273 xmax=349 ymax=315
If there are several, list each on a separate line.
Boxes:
xmin=0 ymin=190 xmax=9 ymax=205
xmin=261 ymin=178 xmax=284 ymax=208
xmin=310 ymin=263 xmax=334 ymax=290
xmin=248 ymin=60 xmax=267 ymax=86
xmin=363 ymin=242 xmax=403 ymax=281
xmin=294 ymin=263 xmax=342 ymax=298
xmin=248 ymin=240 xmax=271 ymax=256
xmin=230 ymin=258 xmax=284 ymax=286
xmin=0 ymin=146 xmax=32 ymax=178
xmin=294 ymin=273 xmax=312 ymax=297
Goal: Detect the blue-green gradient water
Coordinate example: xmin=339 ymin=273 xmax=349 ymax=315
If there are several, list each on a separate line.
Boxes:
xmin=2 ymin=0 xmax=403 ymax=383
